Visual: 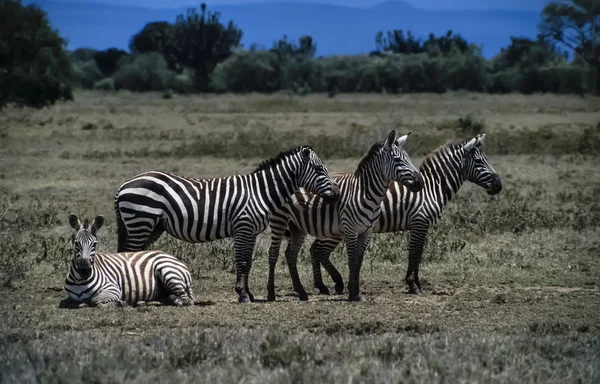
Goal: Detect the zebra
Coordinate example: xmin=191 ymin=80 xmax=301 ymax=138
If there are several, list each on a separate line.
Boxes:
xmin=59 ymin=213 xmax=196 ymax=309
xmin=113 ymin=145 xmax=340 ymax=303
xmin=283 ymin=133 xmax=502 ymax=298
xmin=267 ymin=130 xmax=425 ymax=302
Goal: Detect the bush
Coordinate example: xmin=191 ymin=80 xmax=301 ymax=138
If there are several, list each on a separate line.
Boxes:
xmin=210 ymin=50 xmax=282 ymax=93
xmin=94 ymin=48 xmax=129 ymax=77
xmin=70 ymin=48 xmax=98 ymax=63
xmin=0 ymin=0 xmax=73 ymax=108
xmin=112 ymin=52 xmax=175 ymax=92
xmin=71 ymin=60 xmax=104 ymax=89
xmin=169 ymin=68 xmax=196 ymax=94
xmin=93 ymin=78 xmax=115 ymax=91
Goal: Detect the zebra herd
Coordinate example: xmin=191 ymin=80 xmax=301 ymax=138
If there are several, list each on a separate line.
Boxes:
xmin=59 ymin=130 xmax=502 ymax=308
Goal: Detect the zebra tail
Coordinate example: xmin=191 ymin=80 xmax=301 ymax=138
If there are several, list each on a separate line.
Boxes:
xmin=114 ymin=189 xmax=128 ymax=252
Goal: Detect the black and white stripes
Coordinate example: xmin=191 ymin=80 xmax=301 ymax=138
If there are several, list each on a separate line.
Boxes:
xmin=60 ymin=213 xmax=195 ymax=308
xmin=266 ymin=130 xmax=424 ymax=302
xmin=113 ymin=145 xmax=339 ymax=303
xmin=305 ymin=134 xmax=502 ymax=296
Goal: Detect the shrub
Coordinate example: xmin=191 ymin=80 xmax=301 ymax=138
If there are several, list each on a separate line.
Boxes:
xmin=457 ymin=114 xmax=485 ymax=135
xmin=93 ymin=78 xmax=115 ymax=91
xmin=112 ymin=52 xmax=175 ymax=92
xmin=169 ymin=68 xmax=196 ymax=94
xmin=210 ymin=50 xmax=282 ymax=93
xmin=70 ymin=48 xmax=98 ymax=63
xmin=0 ymin=0 xmax=73 ymax=108
xmin=71 ymin=60 xmax=104 ymax=89
xmin=93 ymin=48 xmax=129 ymax=77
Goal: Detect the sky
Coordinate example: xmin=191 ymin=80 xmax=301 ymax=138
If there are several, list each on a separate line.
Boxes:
xmin=39 ymin=0 xmax=550 ymax=11
xmin=28 ymin=0 xmax=550 ymax=57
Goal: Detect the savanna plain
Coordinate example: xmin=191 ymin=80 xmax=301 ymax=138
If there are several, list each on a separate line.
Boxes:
xmin=0 ymin=91 xmax=599 ymax=383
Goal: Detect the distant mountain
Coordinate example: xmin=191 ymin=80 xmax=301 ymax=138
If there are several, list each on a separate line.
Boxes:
xmin=36 ymin=0 xmax=542 ymax=58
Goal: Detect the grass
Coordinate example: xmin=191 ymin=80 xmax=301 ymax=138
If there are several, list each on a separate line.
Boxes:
xmin=0 ymin=90 xmax=599 ymax=383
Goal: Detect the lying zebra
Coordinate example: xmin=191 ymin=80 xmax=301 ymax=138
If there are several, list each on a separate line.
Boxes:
xmin=59 ymin=213 xmax=195 ymax=308
xmin=270 ymin=133 xmax=502 ymax=299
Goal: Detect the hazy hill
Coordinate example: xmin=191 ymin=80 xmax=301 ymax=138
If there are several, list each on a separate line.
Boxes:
xmin=35 ymin=0 xmax=541 ymax=58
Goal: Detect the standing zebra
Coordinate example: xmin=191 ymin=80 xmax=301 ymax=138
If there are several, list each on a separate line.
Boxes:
xmin=267 ymin=130 xmax=424 ymax=302
xmin=293 ymin=133 xmax=502 ymax=297
xmin=114 ymin=145 xmax=339 ymax=303
xmin=59 ymin=213 xmax=195 ymax=309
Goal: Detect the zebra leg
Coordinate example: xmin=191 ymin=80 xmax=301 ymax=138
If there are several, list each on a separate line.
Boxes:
xmin=233 ymin=232 xmax=257 ymax=303
xmin=284 ymin=224 xmax=308 ymax=301
xmin=158 ymin=270 xmax=195 ymax=306
xmin=144 ymin=221 xmax=166 ymax=250
xmin=59 ymin=297 xmax=88 ymax=309
xmin=310 ymin=238 xmax=344 ymax=295
xmin=90 ymin=287 xmax=126 ymax=307
xmin=267 ymin=219 xmax=287 ymax=302
xmin=310 ymin=239 xmax=329 ymax=295
xmin=346 ymin=231 xmax=372 ymax=302
xmin=406 ymin=228 xmax=428 ymax=295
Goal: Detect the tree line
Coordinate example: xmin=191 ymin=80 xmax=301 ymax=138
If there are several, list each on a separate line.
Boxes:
xmin=1 ymin=0 xmax=598 ymax=108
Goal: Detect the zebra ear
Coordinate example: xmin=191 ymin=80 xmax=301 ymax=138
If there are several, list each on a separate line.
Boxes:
xmin=68 ymin=213 xmax=81 ymax=231
xmin=301 ymin=147 xmax=312 ymax=161
xmin=395 ymin=132 xmax=411 ymax=147
xmin=91 ymin=215 xmax=104 ymax=235
xmin=384 ymin=130 xmax=396 ymax=149
xmin=476 ymin=133 xmax=486 ymax=147
xmin=463 ymin=137 xmax=478 ymax=152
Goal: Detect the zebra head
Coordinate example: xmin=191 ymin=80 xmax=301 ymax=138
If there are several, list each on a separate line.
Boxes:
xmin=68 ymin=213 xmax=105 ymax=273
xmin=382 ymin=130 xmax=424 ymax=193
xmin=462 ymin=134 xmax=502 ymax=196
xmin=297 ymin=146 xmax=340 ymax=202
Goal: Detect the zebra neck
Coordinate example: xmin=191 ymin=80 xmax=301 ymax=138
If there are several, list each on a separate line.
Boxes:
xmin=68 ymin=263 xmax=95 ymax=283
xmin=420 ymin=153 xmax=465 ymax=206
xmin=252 ymin=166 xmax=298 ymax=213
xmin=358 ymin=171 xmax=390 ymax=208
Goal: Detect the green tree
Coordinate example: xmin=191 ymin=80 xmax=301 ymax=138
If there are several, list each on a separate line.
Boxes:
xmin=170 ymin=3 xmax=243 ymax=90
xmin=375 ymin=30 xmax=423 ymax=54
xmin=271 ymin=35 xmax=316 ymax=58
xmin=539 ymin=0 xmax=600 ymax=92
xmin=93 ymin=48 xmax=129 ymax=77
xmin=0 ymin=0 xmax=73 ymax=108
xmin=129 ymin=22 xmax=181 ymax=71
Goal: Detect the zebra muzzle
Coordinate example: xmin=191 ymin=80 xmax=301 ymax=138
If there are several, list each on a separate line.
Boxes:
xmin=486 ymin=174 xmax=502 ymax=195
xmin=321 ymin=187 xmax=340 ymax=203
xmin=406 ymin=171 xmax=424 ymax=193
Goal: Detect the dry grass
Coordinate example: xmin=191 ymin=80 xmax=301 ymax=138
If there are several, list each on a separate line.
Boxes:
xmin=0 ymin=90 xmax=599 ymax=383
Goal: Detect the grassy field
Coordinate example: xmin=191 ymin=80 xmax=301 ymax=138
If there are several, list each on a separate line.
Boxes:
xmin=1 ymin=90 xmax=599 ymax=383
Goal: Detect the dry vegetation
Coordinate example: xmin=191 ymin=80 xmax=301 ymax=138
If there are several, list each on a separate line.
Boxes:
xmin=1 ymin=90 xmax=599 ymax=383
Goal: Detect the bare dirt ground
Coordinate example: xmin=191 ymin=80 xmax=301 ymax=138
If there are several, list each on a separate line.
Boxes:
xmin=0 ymin=91 xmax=599 ymax=383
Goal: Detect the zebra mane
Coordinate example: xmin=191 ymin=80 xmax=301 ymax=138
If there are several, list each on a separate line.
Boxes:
xmin=419 ymin=138 xmax=473 ymax=170
xmin=82 ymin=218 xmax=90 ymax=229
xmin=252 ymin=146 xmax=311 ymax=173
xmin=354 ymin=141 xmax=385 ymax=177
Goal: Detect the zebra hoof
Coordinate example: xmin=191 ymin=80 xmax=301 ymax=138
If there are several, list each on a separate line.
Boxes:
xmin=347 ymin=295 xmax=363 ymax=302
xmin=180 ymin=297 xmax=194 ymax=306
xmin=267 ymin=293 xmax=276 ymax=302
xmin=316 ymin=286 xmax=330 ymax=295
xmin=298 ymin=292 xmax=309 ymax=301
xmin=334 ymin=284 xmax=344 ymax=295
xmin=238 ymin=296 xmax=251 ymax=303
xmin=408 ymin=287 xmax=422 ymax=295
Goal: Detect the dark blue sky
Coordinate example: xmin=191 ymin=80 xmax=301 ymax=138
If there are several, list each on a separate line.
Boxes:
xmin=31 ymin=0 xmax=550 ymax=58
xmin=55 ymin=0 xmax=549 ymax=10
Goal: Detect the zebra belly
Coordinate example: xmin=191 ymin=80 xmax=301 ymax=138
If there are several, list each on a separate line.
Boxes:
xmin=289 ymin=201 xmax=343 ymax=239
xmin=65 ymin=277 xmax=162 ymax=304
